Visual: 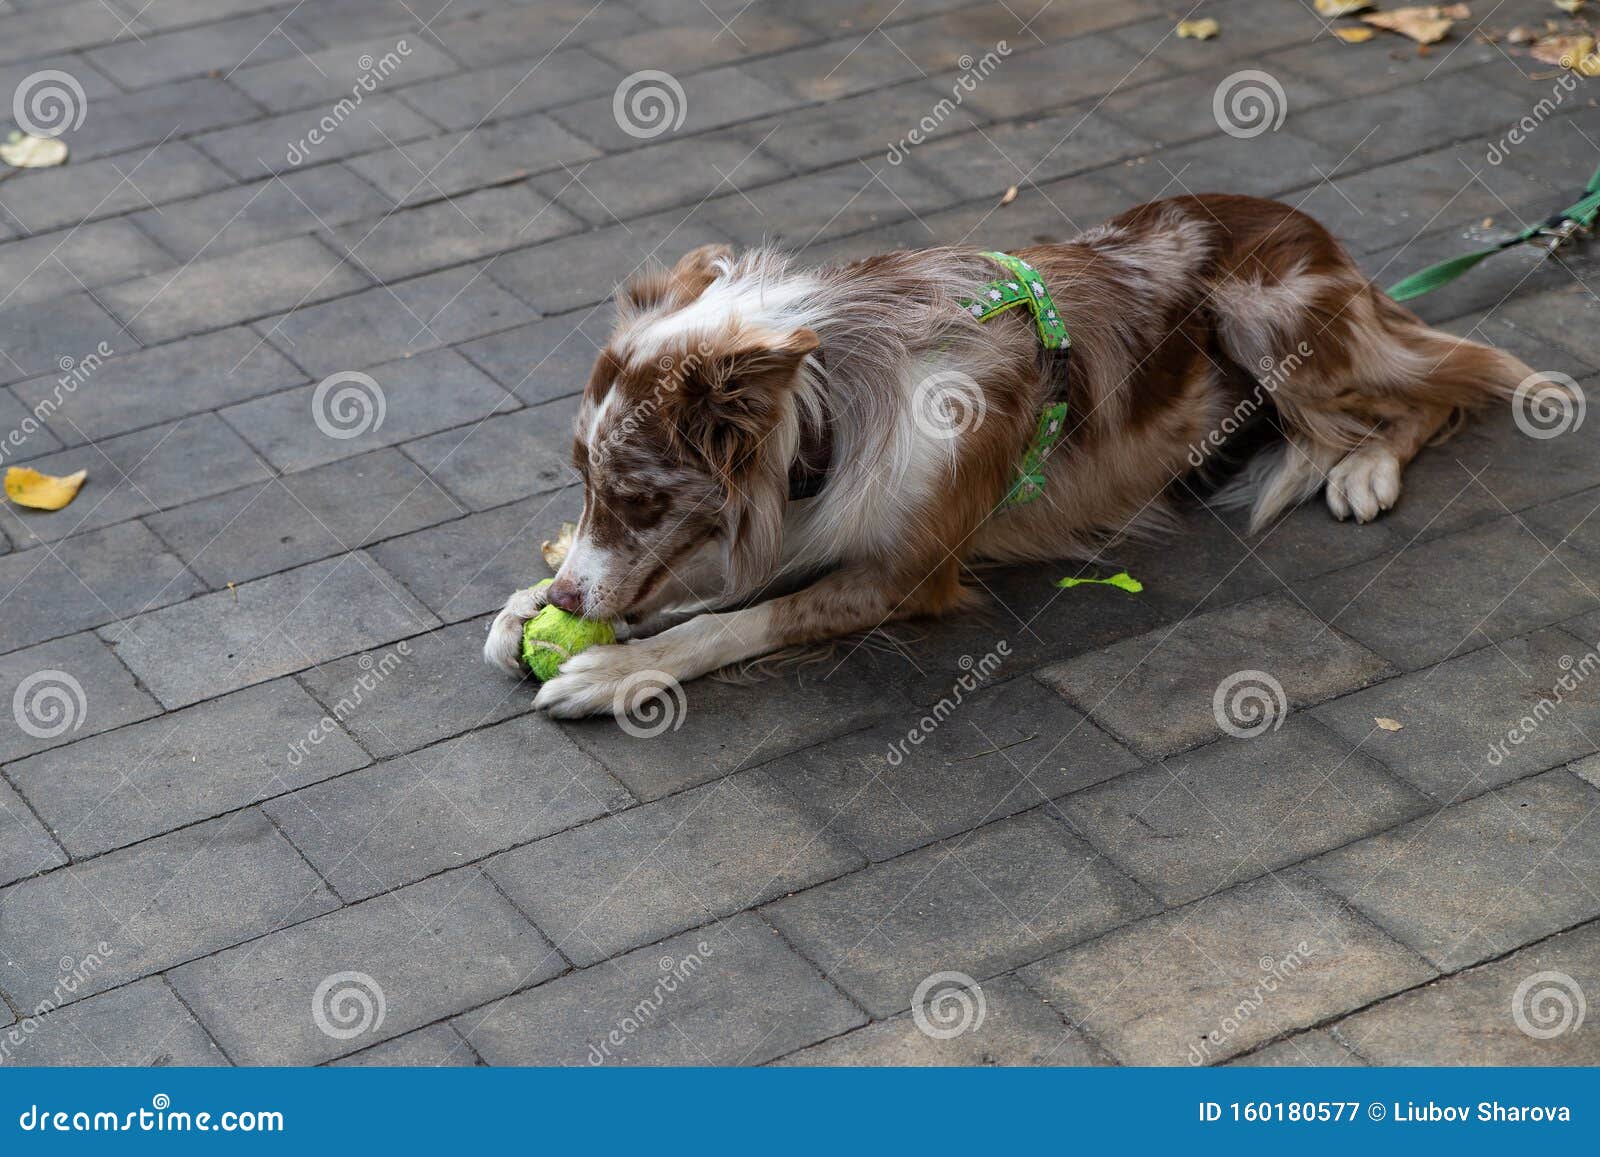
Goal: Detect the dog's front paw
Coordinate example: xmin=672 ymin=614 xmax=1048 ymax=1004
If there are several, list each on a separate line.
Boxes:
xmin=534 ymin=643 xmax=687 ymax=725
xmin=1326 ymin=446 xmax=1401 ymax=523
xmin=483 ymin=586 xmax=549 ymax=675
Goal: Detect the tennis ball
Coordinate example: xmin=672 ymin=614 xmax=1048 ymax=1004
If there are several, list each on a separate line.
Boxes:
xmin=519 ymin=579 xmax=617 ymax=681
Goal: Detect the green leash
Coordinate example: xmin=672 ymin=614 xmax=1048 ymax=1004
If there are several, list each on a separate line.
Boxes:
xmin=1386 ymin=159 xmax=1600 ymax=301
xmin=957 ymin=251 xmax=1072 ymax=506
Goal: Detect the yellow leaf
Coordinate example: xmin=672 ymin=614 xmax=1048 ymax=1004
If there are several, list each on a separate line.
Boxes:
xmin=1532 ymin=32 xmax=1597 ymax=70
xmin=1316 ymin=0 xmax=1373 ymax=14
xmin=1362 ymin=5 xmax=1463 ymax=43
xmin=998 ymin=185 xmax=1019 ymax=206
xmin=1375 ymin=716 xmax=1405 ymax=731
xmin=0 ymin=132 xmax=68 ymax=169
xmin=1554 ymin=0 xmax=1585 ymax=14
xmin=541 ymin=521 xmax=577 ymax=569
xmin=1334 ymin=26 xmax=1377 ymax=42
xmin=1176 ymin=17 xmax=1220 ymax=39
xmin=5 ymin=466 xmax=86 ymax=511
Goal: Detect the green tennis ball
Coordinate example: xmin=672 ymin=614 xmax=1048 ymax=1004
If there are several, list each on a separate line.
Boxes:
xmin=519 ymin=579 xmax=616 ymax=681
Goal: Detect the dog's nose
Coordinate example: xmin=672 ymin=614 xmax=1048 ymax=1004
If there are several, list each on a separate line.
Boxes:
xmin=546 ymin=578 xmax=584 ymax=615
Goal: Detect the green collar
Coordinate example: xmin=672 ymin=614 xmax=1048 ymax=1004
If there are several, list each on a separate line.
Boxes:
xmin=958 ymin=251 xmax=1071 ymax=506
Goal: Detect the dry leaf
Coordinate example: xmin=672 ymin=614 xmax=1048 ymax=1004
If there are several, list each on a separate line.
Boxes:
xmin=541 ymin=521 xmax=577 ymax=569
xmin=1176 ymin=17 xmax=1220 ymax=38
xmin=1532 ymin=32 xmax=1598 ymax=72
xmin=1335 ymin=25 xmax=1377 ymax=41
xmin=1508 ymin=24 xmax=1539 ymax=42
xmin=1316 ymin=0 xmax=1374 ymax=14
xmin=0 ymin=132 xmax=68 ymax=169
xmin=1554 ymin=0 xmax=1586 ymax=14
xmin=1362 ymin=6 xmax=1464 ymax=44
xmin=1375 ymin=716 xmax=1405 ymax=731
xmin=998 ymin=185 xmax=1018 ymax=206
xmin=5 ymin=466 xmax=86 ymax=511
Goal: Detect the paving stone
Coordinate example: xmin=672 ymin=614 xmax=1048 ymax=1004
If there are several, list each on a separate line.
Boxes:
xmin=193 ymin=95 xmax=440 ymax=179
xmin=589 ymin=16 xmax=815 ymax=74
xmin=753 ymin=80 xmax=965 ymax=171
xmin=1036 ymin=595 xmax=1394 ymax=760
xmin=552 ymin=64 xmax=797 ymax=153
xmin=489 ymin=771 xmax=861 ymax=966
xmin=1229 ymin=1029 xmax=1365 ymax=1068
xmin=11 ymin=327 xmax=303 ymax=447
xmin=1314 ymin=628 xmax=1600 ymax=803
xmin=1058 ymin=719 xmax=1431 ymax=905
xmin=0 ymin=53 xmax=120 ymax=109
xmin=563 ymin=656 xmax=917 ymax=801
xmin=1335 ymin=917 xmax=1600 ymax=1065
xmin=1305 ymin=769 xmax=1600 ymax=971
xmin=458 ymin=306 xmax=614 ymax=405
xmin=396 ymin=51 xmax=623 ymax=131
xmin=430 ymin=2 xmax=643 ymax=66
xmin=755 ymin=33 xmax=933 ymax=104
xmin=533 ymin=129 xmax=790 ymax=225
xmin=330 ymin=1023 xmax=475 ymax=1067
xmin=107 ymin=0 xmax=290 ymax=32
xmin=0 ymin=220 xmax=173 ymax=307
xmin=102 ymin=236 xmax=371 ymax=345
xmin=367 ymin=485 xmax=582 ymax=623
xmin=131 ymin=166 xmax=394 ymax=262
xmin=0 ymin=143 xmax=234 ymax=236
xmin=220 ymin=348 xmax=516 ymax=473
xmin=258 ymin=263 xmax=537 ymax=380
xmin=0 ymin=414 xmax=271 ymax=549
xmin=60 ymin=79 xmax=262 ymax=164
xmin=0 ymin=808 xmax=338 ymax=1010
xmin=0 ymin=779 xmax=64 ymax=890
xmin=0 ymin=386 xmax=61 ymax=463
xmin=101 ymin=551 xmax=438 ymax=709
xmin=0 ymin=1 xmax=147 ymax=66
xmin=86 ymin=12 xmax=320 ymax=89
xmin=0 ymin=293 xmax=130 ymax=387
xmin=1020 ymin=871 xmax=1435 ymax=1065
xmin=699 ymin=158 xmax=956 ymax=247
xmin=330 ymin=182 xmax=584 ymax=283
xmin=284 ymin=0 xmax=509 ymax=43
xmin=765 ymin=809 xmax=1157 ymax=1017
xmin=1525 ymin=485 xmax=1600 ymax=563
xmin=147 ymin=449 xmax=463 ymax=588
xmin=459 ymin=911 xmax=863 ymax=1065
xmin=344 ymin=114 xmax=600 ymax=207
xmin=1112 ymin=130 xmax=1347 ymax=204
xmin=169 ymin=867 xmax=560 ymax=1064
xmin=229 ymin=34 xmax=461 ymax=114
xmin=9 ymin=679 xmax=369 ymax=858
xmin=1302 ymin=517 xmax=1599 ymax=671
xmin=0 ymin=631 xmax=160 ymax=764
xmin=401 ymin=396 xmax=577 ymax=510
xmin=267 ymin=713 xmax=631 ymax=902
xmin=0 ymin=976 xmax=227 ymax=1067
xmin=1264 ymin=35 xmax=1498 ymax=99
xmin=775 ymin=974 xmax=1107 ymax=1066
xmin=1107 ymin=0 xmax=1323 ymax=61
xmin=295 ymin=616 xmax=526 ymax=759
xmin=485 ymin=211 xmax=726 ymax=315
xmin=1440 ymin=304 xmax=1600 ymax=383
xmin=0 ymin=521 xmax=204 ymax=654
xmin=1100 ymin=64 xmax=1335 ymax=148
xmin=953 ymin=33 xmax=1173 ymax=120
xmin=763 ymin=676 xmax=1141 ymax=862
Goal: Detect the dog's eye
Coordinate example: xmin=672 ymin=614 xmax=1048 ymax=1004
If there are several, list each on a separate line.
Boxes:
xmin=611 ymin=489 xmax=669 ymax=530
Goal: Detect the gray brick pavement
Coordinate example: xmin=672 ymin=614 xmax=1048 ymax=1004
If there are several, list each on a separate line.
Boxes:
xmin=2 ymin=0 xmax=1599 ymax=1069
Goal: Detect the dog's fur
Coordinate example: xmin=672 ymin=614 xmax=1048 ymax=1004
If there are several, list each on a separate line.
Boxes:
xmin=485 ymin=194 xmax=1532 ymax=717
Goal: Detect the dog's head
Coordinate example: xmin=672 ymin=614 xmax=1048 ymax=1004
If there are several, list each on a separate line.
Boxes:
xmin=547 ymin=245 xmax=820 ymax=622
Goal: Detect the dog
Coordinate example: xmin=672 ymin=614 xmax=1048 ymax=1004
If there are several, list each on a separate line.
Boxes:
xmin=485 ymin=193 xmax=1531 ymax=718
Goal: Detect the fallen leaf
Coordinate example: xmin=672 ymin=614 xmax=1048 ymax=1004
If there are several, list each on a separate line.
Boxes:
xmin=1509 ymin=24 xmax=1540 ymax=42
xmin=1554 ymin=0 xmax=1586 ymax=14
xmin=5 ymin=466 xmax=86 ymax=511
xmin=0 ymin=131 xmax=67 ymax=168
xmin=1532 ymin=32 xmax=1598 ymax=72
xmin=1375 ymin=716 xmax=1405 ymax=731
xmin=541 ymin=521 xmax=577 ymax=569
xmin=1316 ymin=0 xmax=1374 ymax=14
xmin=1362 ymin=5 xmax=1464 ymax=44
xmin=1176 ymin=17 xmax=1220 ymax=38
xmin=998 ymin=185 xmax=1018 ymax=206
xmin=1334 ymin=25 xmax=1377 ymax=41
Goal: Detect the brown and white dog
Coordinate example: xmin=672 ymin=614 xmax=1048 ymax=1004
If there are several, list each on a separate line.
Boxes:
xmin=485 ymin=194 xmax=1531 ymax=718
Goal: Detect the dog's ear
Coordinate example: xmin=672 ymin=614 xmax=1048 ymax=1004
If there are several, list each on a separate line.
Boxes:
xmin=669 ymin=327 xmax=819 ymax=482
xmin=617 ymin=243 xmax=734 ymax=316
